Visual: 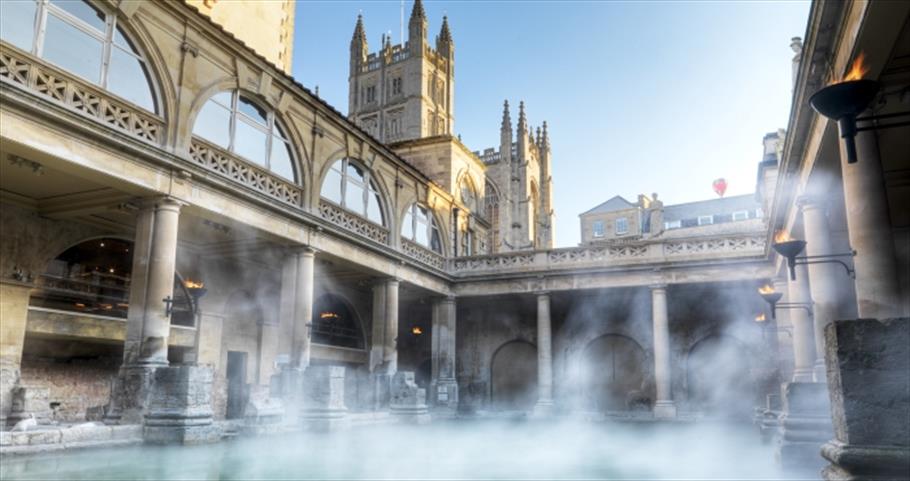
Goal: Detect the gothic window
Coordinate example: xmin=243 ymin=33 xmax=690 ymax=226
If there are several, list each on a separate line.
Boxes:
xmin=366 ymin=85 xmax=377 ymax=103
xmin=1 ymin=0 xmax=157 ymax=112
xmin=484 ymin=182 xmax=500 ymax=251
xmin=461 ymin=229 xmax=474 ymax=256
xmin=460 ymin=177 xmax=478 ymax=212
xmin=401 ymin=203 xmax=442 ymax=253
xmin=312 ymin=294 xmax=364 ymax=349
xmin=392 ymin=77 xmax=402 ymax=96
xmin=321 ymin=158 xmax=385 ymax=225
xmin=29 ymin=237 xmax=194 ymax=326
xmin=193 ymin=90 xmax=296 ymax=181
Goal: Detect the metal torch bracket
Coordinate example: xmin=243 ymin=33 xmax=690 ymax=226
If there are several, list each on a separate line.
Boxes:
xmin=855 ymin=111 xmax=910 ymax=132
xmin=793 ymin=250 xmax=856 ymax=278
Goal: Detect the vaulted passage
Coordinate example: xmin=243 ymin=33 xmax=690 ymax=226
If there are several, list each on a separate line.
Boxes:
xmin=490 ymin=340 xmax=537 ymax=411
xmin=686 ymin=335 xmax=754 ymax=419
xmin=581 ymin=334 xmax=648 ymax=412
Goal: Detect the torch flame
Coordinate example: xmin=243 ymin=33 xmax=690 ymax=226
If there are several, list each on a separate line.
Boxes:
xmin=758 ymin=284 xmax=775 ymax=295
xmin=841 ymin=52 xmax=868 ymax=83
xmin=320 ymin=312 xmax=339 ymax=320
xmin=774 ymin=230 xmax=792 ymax=243
xmin=184 ymin=279 xmax=204 ymax=289
xmin=411 ymin=326 xmax=423 ymax=335
xmin=755 ymin=313 xmax=766 ymax=322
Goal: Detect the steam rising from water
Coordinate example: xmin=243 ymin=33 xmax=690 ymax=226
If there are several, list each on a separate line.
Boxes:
xmin=1 ymin=420 xmax=811 ymax=480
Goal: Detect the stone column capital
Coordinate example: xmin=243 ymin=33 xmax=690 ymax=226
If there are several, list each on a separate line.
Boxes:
xmin=796 ymin=195 xmax=826 ymax=212
xmin=435 ymin=294 xmax=456 ymax=305
xmin=292 ymin=246 xmax=318 ymax=257
xmin=649 ymin=283 xmax=668 ymax=291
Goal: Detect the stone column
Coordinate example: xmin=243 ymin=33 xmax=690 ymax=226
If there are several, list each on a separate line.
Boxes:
xmin=773 ymin=278 xmax=795 ymax=382
xmin=430 ymin=296 xmax=458 ymax=409
xmin=798 ymin=196 xmax=845 ymax=381
xmin=291 ymin=248 xmax=315 ymax=370
xmin=840 ymin=128 xmax=902 ymax=318
xmin=382 ymin=278 xmax=400 ymax=374
xmin=651 ymin=284 xmax=676 ymax=418
xmin=107 ymin=197 xmax=183 ymax=424
xmin=0 ymin=282 xmax=31 ymax=427
xmin=788 ymin=263 xmax=816 ymax=383
xmin=532 ymin=292 xmax=554 ymax=415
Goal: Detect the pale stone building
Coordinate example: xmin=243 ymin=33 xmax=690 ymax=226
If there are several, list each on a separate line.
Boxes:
xmin=0 ymin=1 xmax=906 ymax=477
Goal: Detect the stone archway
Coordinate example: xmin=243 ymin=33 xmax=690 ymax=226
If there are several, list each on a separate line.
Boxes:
xmin=580 ymin=334 xmax=648 ymax=412
xmin=490 ymin=340 xmax=537 ymax=411
xmin=686 ymin=334 xmax=753 ymax=419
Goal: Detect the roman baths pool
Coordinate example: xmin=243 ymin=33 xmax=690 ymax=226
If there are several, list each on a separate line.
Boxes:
xmin=1 ymin=419 xmax=810 ymax=480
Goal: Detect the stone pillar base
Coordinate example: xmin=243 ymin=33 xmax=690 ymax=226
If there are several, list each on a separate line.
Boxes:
xmin=821 ymin=440 xmax=910 ymax=481
xmin=105 ymin=365 xmax=158 ymax=425
xmin=242 ymin=396 xmax=285 ymax=436
xmin=429 ymin=378 xmax=458 ymax=411
xmin=299 ymin=366 xmax=348 ymax=431
xmin=822 ymin=318 xmax=909 ymax=481
xmin=6 ymin=385 xmax=52 ymax=427
xmin=390 ymin=371 xmax=430 ymax=424
xmin=653 ymin=400 xmax=677 ymax=419
xmin=531 ymin=399 xmax=555 ymax=418
xmin=775 ymin=382 xmax=833 ymax=473
xmin=142 ymin=365 xmax=218 ymax=445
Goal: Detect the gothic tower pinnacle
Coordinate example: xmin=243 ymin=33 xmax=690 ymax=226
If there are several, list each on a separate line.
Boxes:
xmin=408 ymin=0 xmax=428 ymax=55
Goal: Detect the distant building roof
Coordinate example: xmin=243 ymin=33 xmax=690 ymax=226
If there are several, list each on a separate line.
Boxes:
xmin=580 ymin=195 xmax=636 ymax=216
xmin=662 ymin=194 xmax=760 ymax=222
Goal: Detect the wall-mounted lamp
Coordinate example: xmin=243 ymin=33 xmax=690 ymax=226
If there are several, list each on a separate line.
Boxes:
xmin=772 ymin=232 xmax=856 ymax=281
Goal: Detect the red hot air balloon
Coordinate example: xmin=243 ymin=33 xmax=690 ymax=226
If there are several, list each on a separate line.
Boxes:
xmin=712 ymin=178 xmax=728 ymax=198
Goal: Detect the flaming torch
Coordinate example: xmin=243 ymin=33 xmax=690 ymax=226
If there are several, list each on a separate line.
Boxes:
xmin=758 ymin=284 xmax=783 ymax=319
xmin=809 ymin=53 xmax=879 ymax=164
xmin=772 ymin=231 xmax=807 ymax=280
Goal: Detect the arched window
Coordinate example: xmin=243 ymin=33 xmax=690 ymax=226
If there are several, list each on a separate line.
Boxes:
xmin=485 ymin=181 xmax=500 ymax=251
xmin=29 ymin=237 xmax=195 ymax=326
xmin=320 ymin=158 xmax=384 ymax=225
xmin=401 ymin=203 xmax=442 ymax=253
xmin=312 ymin=294 xmax=365 ymax=349
xmin=1 ymin=0 xmax=157 ymax=112
xmin=460 ymin=177 xmax=479 ymax=213
xmin=192 ymin=90 xmax=296 ymax=181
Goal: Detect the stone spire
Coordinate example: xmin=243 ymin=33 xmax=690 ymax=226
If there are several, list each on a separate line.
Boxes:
xmin=437 ymin=15 xmax=454 ymax=57
xmin=501 ymin=100 xmax=512 ymax=131
xmin=536 ymin=126 xmax=542 ymax=148
xmin=517 ymin=101 xmax=527 ymax=135
xmin=408 ymin=0 xmax=428 ymax=55
xmin=350 ymin=14 xmax=368 ymax=72
xmin=351 ymin=14 xmax=366 ymax=47
xmin=541 ymin=121 xmax=550 ymax=150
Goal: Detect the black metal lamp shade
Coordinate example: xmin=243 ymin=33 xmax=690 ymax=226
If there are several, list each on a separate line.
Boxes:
xmin=809 ymin=79 xmax=880 ymax=164
xmin=772 ymin=239 xmax=807 ymax=280
xmin=760 ymin=291 xmax=783 ymax=319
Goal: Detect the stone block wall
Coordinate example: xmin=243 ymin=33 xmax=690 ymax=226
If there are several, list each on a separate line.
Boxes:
xmin=19 ymin=356 xmax=119 ymax=422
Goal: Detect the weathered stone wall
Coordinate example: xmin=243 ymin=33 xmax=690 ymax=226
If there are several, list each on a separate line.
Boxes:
xmin=19 ymin=355 xmax=119 ymax=422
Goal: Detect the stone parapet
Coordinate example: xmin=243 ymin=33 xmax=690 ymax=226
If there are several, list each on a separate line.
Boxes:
xmin=143 ymin=365 xmax=219 ymax=445
xmin=299 ymin=366 xmax=348 ymax=431
xmin=822 ymin=318 xmax=910 ymax=481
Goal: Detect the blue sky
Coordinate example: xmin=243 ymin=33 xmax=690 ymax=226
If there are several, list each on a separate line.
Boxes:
xmin=293 ymin=0 xmax=810 ymax=247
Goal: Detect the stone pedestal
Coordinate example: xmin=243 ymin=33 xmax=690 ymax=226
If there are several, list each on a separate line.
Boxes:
xmin=242 ymin=395 xmax=285 ymax=436
xmin=104 ymin=365 xmax=157 ymax=425
xmin=299 ymin=366 xmax=348 ymax=431
xmin=271 ymin=367 xmax=304 ymax=425
xmin=653 ymin=401 xmax=677 ymax=419
xmin=776 ymin=382 xmax=833 ymax=473
xmin=6 ymin=385 xmax=51 ymax=427
xmin=429 ymin=378 xmax=458 ymax=412
xmin=821 ymin=318 xmax=909 ymax=481
xmin=143 ymin=365 xmax=218 ymax=445
xmin=390 ymin=371 xmax=430 ymax=424
xmin=756 ymin=394 xmax=783 ymax=445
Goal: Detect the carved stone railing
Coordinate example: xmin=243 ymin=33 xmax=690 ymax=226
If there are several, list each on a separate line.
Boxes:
xmin=402 ymin=239 xmax=446 ymax=270
xmin=318 ymin=200 xmax=389 ymax=245
xmin=189 ymin=137 xmax=303 ymax=207
xmin=451 ymin=234 xmax=767 ymax=276
xmin=0 ymin=43 xmax=164 ymax=144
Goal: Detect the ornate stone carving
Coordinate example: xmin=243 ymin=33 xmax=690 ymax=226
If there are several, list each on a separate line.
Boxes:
xmin=317 ymin=200 xmax=389 ymax=245
xmin=189 ymin=138 xmax=303 ymax=206
xmin=1 ymin=45 xmax=163 ymax=144
xmin=402 ymin=239 xmax=445 ymax=270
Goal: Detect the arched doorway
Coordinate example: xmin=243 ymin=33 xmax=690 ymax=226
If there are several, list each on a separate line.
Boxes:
xmin=30 ymin=237 xmax=194 ymax=325
xmin=686 ymin=334 xmax=753 ymax=419
xmin=581 ymin=334 xmax=648 ymax=412
xmin=312 ymin=294 xmax=365 ymax=349
xmin=490 ymin=340 xmax=537 ymax=411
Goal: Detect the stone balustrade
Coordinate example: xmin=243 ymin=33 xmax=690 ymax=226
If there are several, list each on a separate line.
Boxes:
xmin=402 ymin=239 xmax=446 ymax=271
xmin=1 ymin=42 xmax=164 ymax=145
xmin=318 ymin=200 xmax=389 ymax=245
xmin=451 ymin=234 xmax=767 ymax=276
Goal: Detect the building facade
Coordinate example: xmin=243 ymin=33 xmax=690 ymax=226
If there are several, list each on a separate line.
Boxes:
xmin=0 ymin=3 xmax=906 ymax=474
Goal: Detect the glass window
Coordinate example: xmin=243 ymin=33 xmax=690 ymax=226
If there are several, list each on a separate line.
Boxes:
xmin=616 ymin=217 xmax=629 ymax=235
xmin=192 ymin=90 xmax=297 ymax=181
xmin=664 ymin=220 xmax=681 ymax=230
xmin=1 ymin=1 xmax=158 ymax=113
xmin=698 ymin=215 xmax=714 ymax=226
xmin=732 ymin=210 xmax=749 ymax=221
xmin=0 ymin=0 xmax=38 ymax=51
xmin=401 ymin=203 xmax=442 ymax=253
xmin=320 ymin=158 xmax=386 ymax=226
xmin=592 ymin=220 xmax=605 ymax=237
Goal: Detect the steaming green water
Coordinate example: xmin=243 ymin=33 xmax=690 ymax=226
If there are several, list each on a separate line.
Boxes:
xmin=1 ymin=420 xmax=811 ymax=480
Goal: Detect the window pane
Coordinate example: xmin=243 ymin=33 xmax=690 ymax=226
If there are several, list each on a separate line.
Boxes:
xmin=193 ymin=99 xmax=231 ymax=148
xmin=417 ymin=206 xmax=429 ymax=224
xmin=113 ymin=26 xmax=132 ymax=50
xmin=107 ymin=47 xmax=155 ymax=112
xmin=366 ymin=192 xmax=383 ymax=225
xmin=344 ymin=179 xmax=364 ymax=213
xmin=430 ymin=227 xmax=442 ymax=253
xmin=211 ymin=91 xmax=233 ymax=108
xmin=269 ymin=138 xmax=295 ymax=181
xmin=43 ymin=13 xmax=103 ymax=83
xmin=321 ymin=167 xmax=342 ymax=203
xmin=50 ymin=0 xmax=106 ymax=32
xmin=346 ymin=162 xmax=365 ymax=182
xmin=401 ymin=209 xmax=414 ymax=240
xmin=415 ymin=220 xmax=429 ymax=246
xmin=234 ymin=118 xmax=268 ymax=166
xmin=0 ymin=0 xmax=37 ymax=51
xmin=238 ymin=97 xmax=267 ymax=125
